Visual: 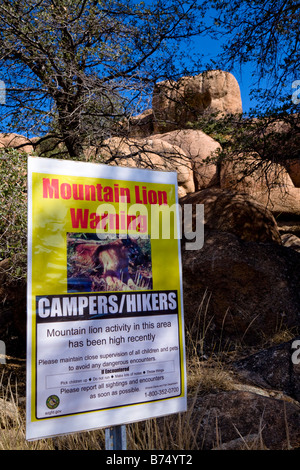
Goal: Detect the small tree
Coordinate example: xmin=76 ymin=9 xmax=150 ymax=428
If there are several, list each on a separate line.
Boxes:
xmin=0 ymin=149 xmax=27 ymax=282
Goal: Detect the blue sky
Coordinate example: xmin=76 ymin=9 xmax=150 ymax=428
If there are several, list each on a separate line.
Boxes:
xmin=185 ymin=4 xmax=297 ymax=115
xmin=188 ymin=33 xmax=259 ymax=115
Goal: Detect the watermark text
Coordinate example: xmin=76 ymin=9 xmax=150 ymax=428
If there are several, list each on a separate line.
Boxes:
xmin=92 ymin=202 xmax=204 ymax=251
xmin=0 ymin=80 xmax=5 ymax=104
xmin=0 ymin=340 xmax=6 ymax=364
xmin=291 ymin=340 xmax=300 ymax=364
xmin=292 ymin=80 xmax=300 ymax=105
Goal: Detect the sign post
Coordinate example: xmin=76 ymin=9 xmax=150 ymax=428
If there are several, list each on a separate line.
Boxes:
xmin=26 ymin=156 xmax=187 ymax=442
xmin=105 ymin=425 xmax=127 ymax=450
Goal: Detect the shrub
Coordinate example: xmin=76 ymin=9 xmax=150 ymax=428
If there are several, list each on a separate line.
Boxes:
xmin=0 ymin=149 xmax=27 ymax=284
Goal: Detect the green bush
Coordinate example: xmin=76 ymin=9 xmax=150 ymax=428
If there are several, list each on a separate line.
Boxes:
xmin=0 ymin=149 xmax=27 ymax=283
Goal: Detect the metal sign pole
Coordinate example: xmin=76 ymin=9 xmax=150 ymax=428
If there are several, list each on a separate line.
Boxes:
xmin=105 ymin=425 xmax=127 ymax=450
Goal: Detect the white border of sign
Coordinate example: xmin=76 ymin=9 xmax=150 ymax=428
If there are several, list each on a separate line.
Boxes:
xmin=26 ymin=156 xmax=187 ymax=441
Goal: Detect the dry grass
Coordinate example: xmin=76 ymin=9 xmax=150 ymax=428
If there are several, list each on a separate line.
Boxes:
xmin=0 ymin=345 xmax=241 ymax=451
xmin=0 ymin=361 xmax=203 ymax=450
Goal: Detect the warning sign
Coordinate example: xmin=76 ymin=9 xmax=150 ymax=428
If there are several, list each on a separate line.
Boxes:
xmin=26 ymin=157 xmax=186 ymax=440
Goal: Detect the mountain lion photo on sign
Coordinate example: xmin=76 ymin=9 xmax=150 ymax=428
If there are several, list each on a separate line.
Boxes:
xmin=67 ymin=233 xmax=153 ymax=292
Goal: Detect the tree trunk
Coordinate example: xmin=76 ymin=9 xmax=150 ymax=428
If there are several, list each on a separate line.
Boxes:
xmin=63 ymin=131 xmax=84 ymax=159
xmin=56 ymin=98 xmax=84 ymax=159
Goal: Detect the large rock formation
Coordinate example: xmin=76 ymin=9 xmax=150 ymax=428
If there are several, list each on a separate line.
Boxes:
xmin=152 ymin=70 xmax=243 ymax=134
xmin=182 ymin=228 xmax=300 ymax=345
xmin=220 ymin=155 xmax=300 ymax=218
xmin=100 ymin=136 xmax=195 ymax=197
xmin=126 ymin=109 xmax=154 ymax=138
xmin=220 ymin=154 xmax=300 ymax=238
xmin=150 ymin=129 xmax=220 ymax=190
xmin=180 ymin=187 xmax=282 ymax=244
xmin=0 ymin=133 xmax=34 ymax=154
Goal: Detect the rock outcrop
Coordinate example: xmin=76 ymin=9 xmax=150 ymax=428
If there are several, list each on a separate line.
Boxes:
xmin=150 ymin=129 xmax=220 ymax=191
xmin=220 ymin=155 xmax=300 ymax=219
xmin=126 ymin=109 xmax=154 ymax=138
xmin=0 ymin=133 xmax=34 ymax=154
xmin=182 ymin=228 xmax=300 ymax=345
xmin=180 ymin=187 xmax=282 ymax=244
xmin=152 ymin=70 xmax=243 ymax=134
xmin=100 ymin=136 xmax=195 ymax=197
xmin=189 ymin=389 xmax=300 ymax=450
